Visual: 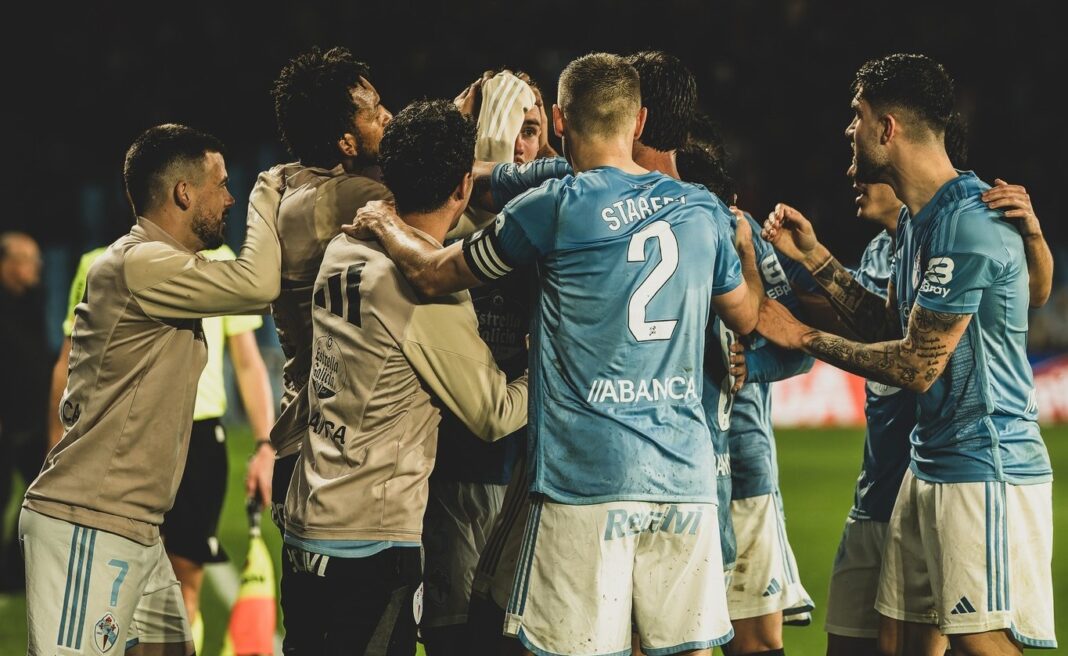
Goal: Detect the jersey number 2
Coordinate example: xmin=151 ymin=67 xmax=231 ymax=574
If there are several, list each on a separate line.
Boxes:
xmin=627 ymin=221 xmax=679 ymax=342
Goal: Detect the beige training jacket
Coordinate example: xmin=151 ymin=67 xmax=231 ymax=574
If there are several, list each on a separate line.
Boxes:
xmin=269 ymin=164 xmax=393 ymax=458
xmin=284 ymin=231 xmax=527 ymax=544
xmin=24 ymin=170 xmax=283 ymax=545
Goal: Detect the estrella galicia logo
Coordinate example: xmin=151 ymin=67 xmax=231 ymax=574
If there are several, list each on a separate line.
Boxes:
xmin=924 ymin=257 xmax=955 ymax=284
xmin=310 ymin=334 xmax=346 ymax=399
xmin=93 ymin=613 xmax=119 ymax=653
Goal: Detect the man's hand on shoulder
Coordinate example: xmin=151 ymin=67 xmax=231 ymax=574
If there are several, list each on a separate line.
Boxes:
xmin=342 ymin=200 xmax=399 ymax=241
xmin=983 ymin=178 xmax=1042 ymax=238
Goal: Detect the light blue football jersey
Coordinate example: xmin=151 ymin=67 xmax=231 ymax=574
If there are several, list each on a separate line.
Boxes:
xmin=847 ymin=231 xmax=915 ymax=521
xmin=464 ymin=166 xmax=741 ymax=504
xmin=893 ymin=172 xmax=1051 ymax=484
xmin=779 ymin=231 xmax=912 ymax=520
xmin=491 ymin=157 xmax=573 ymax=209
xmin=727 ymin=214 xmax=812 ymax=500
xmin=703 ymin=315 xmax=739 ymax=569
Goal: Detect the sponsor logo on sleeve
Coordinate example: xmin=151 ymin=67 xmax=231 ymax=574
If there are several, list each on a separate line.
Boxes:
xmin=919 ymin=257 xmax=954 ymax=298
xmin=760 ymin=253 xmax=792 ymax=300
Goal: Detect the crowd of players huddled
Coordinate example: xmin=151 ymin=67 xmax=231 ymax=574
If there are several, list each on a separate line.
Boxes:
xmin=14 ymin=45 xmax=1057 ymax=656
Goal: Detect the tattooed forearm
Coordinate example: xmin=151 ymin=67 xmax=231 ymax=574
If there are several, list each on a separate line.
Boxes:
xmin=800 ymin=306 xmax=970 ymax=392
xmin=810 ymin=255 xmax=901 ymax=342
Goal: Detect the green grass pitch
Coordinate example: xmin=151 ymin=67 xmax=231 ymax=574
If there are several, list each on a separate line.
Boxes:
xmin=3 ymin=424 xmax=1066 ymax=654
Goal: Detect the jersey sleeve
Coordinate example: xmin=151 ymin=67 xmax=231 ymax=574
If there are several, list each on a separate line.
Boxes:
xmin=852 ymin=233 xmax=894 ymax=298
xmin=916 ymin=212 xmax=1005 ymax=314
xmin=402 ymin=298 xmax=528 ymax=442
xmin=744 ymin=342 xmax=814 ymax=384
xmin=125 ymin=169 xmax=282 ymax=319
xmin=777 ymin=249 xmax=820 ymax=295
xmin=747 ymin=213 xmax=802 ymax=314
xmin=710 ymin=207 xmax=742 ymax=296
xmin=199 ymin=245 xmax=266 ymax=336
xmin=491 ymin=157 xmax=572 ymax=209
xmin=462 ymin=182 xmax=558 ymax=282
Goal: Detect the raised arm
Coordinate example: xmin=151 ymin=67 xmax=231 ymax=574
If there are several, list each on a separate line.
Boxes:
xmin=713 ymin=210 xmax=764 ymax=335
xmin=126 ymin=168 xmax=283 ymax=319
xmin=347 ymin=180 xmax=554 ymax=297
xmin=757 ymin=297 xmax=968 ymax=393
xmin=982 ymin=179 xmax=1053 ymax=307
xmin=471 ymin=157 xmax=573 ymax=213
xmin=763 ymin=203 xmax=900 ymax=341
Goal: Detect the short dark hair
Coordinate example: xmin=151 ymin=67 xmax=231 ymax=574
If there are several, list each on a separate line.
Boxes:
xmin=379 ymin=100 xmax=475 ymax=215
xmin=123 ymin=123 xmax=225 ymax=216
xmin=272 ymin=46 xmax=372 ymax=167
xmin=558 ymin=53 xmax=641 ymax=138
xmin=852 ymin=53 xmax=955 ymax=136
xmin=624 ymin=51 xmax=697 ymax=152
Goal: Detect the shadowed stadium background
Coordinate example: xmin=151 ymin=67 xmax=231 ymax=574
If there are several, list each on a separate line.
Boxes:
xmin=1 ymin=1 xmax=1065 ymax=654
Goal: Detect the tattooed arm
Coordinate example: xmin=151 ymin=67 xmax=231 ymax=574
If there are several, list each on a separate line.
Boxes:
xmin=763 ymin=203 xmax=900 ymax=341
xmin=757 ymin=297 xmax=969 ymax=393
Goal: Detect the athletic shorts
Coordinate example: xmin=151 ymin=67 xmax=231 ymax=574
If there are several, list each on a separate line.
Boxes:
xmin=20 ymin=508 xmax=191 ymax=655
xmin=160 ymin=418 xmax=228 ymax=564
xmin=471 ymin=455 xmax=529 ymax=613
xmin=505 ymin=497 xmax=733 ymax=656
xmin=422 ymin=479 xmax=506 ymax=628
xmin=875 ymin=469 xmax=1056 ymax=648
xmin=280 ymin=543 xmax=422 ymax=655
xmin=727 ymin=492 xmax=813 ymax=623
xmin=824 ymin=516 xmax=887 ymax=638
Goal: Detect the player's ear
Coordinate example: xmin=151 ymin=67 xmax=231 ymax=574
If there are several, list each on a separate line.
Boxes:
xmin=338 ymin=133 xmax=359 ymax=158
xmin=633 ymin=106 xmax=648 ymax=142
xmin=880 ymin=113 xmax=896 ymax=146
xmin=552 ymin=104 xmax=565 ymax=139
xmin=455 ymin=172 xmax=473 ymax=204
xmin=173 ymin=180 xmax=192 ymax=211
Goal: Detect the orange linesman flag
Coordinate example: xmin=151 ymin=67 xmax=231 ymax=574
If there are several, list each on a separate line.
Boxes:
xmin=221 ymin=500 xmax=276 ymax=656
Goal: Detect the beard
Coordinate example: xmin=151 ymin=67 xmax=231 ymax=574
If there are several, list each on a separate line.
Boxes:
xmin=191 ymin=207 xmax=226 ymax=250
xmin=352 ymin=129 xmax=380 ymax=167
xmin=852 ymin=142 xmax=889 ymax=185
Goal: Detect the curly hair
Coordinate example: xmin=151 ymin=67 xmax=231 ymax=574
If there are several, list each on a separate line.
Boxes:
xmin=272 ymin=46 xmax=371 ymax=167
xmin=852 ymin=53 xmax=955 ymax=136
xmin=123 ymin=123 xmax=225 ymax=216
xmin=624 ymin=51 xmax=697 ymax=152
xmin=379 ymin=100 xmax=476 ymax=215
xmin=677 ymin=143 xmax=736 ymax=204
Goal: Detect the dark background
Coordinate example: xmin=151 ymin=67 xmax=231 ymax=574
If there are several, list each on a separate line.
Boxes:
xmin=2 ymin=0 xmax=1064 ymax=292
